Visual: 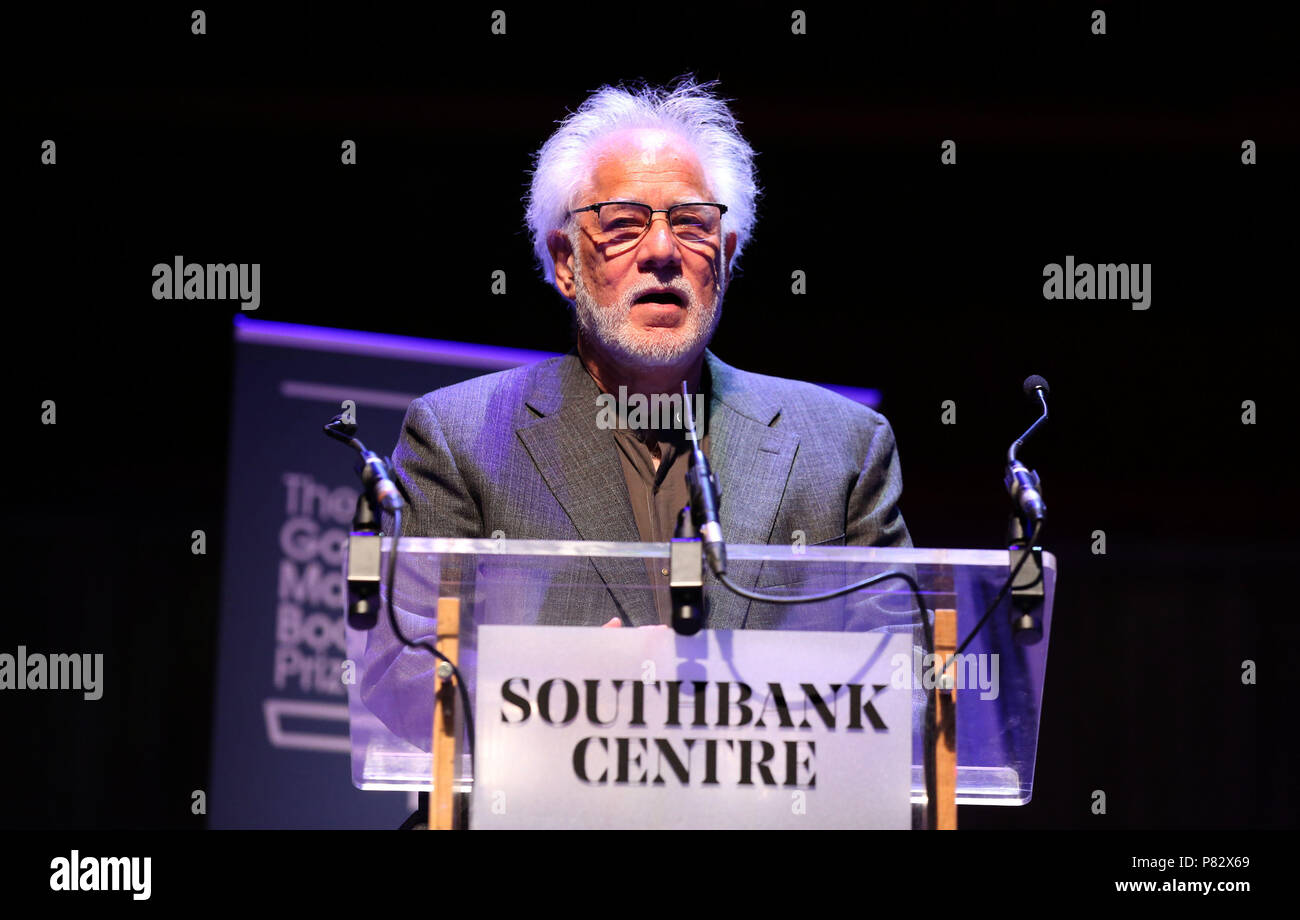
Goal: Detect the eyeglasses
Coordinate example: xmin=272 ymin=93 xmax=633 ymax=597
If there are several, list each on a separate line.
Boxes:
xmin=568 ymin=201 xmax=727 ymax=256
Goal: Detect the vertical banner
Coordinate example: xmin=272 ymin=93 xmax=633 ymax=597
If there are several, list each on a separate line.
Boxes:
xmin=208 ymin=317 xmax=556 ymax=828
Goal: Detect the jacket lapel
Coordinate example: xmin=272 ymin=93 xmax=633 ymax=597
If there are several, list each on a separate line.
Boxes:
xmin=703 ymin=352 xmax=800 ymax=630
xmin=514 ymin=354 xmax=660 ymax=626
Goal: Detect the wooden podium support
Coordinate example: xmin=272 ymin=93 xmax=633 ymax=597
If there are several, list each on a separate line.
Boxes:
xmin=930 ymin=607 xmax=958 ymax=830
xmin=429 ymin=597 xmax=461 ymax=831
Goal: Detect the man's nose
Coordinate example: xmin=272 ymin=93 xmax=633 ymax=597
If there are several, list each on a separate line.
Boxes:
xmin=636 ymin=213 xmax=682 ymax=267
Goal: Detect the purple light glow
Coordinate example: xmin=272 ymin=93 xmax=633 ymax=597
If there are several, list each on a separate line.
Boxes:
xmin=233 ymin=316 xmax=880 ymax=406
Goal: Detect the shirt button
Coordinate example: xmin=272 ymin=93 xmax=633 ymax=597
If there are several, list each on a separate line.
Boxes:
xmin=660 ymin=567 xmax=669 ymax=576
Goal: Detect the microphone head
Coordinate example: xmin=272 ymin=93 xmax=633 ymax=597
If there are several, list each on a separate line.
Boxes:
xmin=1022 ymin=375 xmax=1051 ymax=400
xmin=327 ymin=413 xmax=358 ymax=437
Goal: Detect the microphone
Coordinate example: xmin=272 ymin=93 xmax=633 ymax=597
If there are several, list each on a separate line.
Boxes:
xmin=1005 ymin=376 xmax=1050 ymax=526
xmin=323 ymin=413 xmax=404 ymax=631
xmin=324 ymin=413 xmax=404 ymax=513
xmin=680 ymin=381 xmax=726 ymax=577
xmin=1023 ymin=375 xmax=1050 ymax=401
xmin=1006 ymin=460 xmax=1045 ymax=524
xmin=359 ymin=450 xmax=404 ymax=513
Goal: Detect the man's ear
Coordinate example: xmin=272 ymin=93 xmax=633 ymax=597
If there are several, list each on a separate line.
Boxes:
xmin=548 ymin=229 xmax=577 ymax=300
xmin=722 ymin=230 xmax=738 ymax=289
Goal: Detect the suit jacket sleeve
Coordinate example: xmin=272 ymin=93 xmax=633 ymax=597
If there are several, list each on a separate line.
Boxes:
xmin=847 ymin=414 xmax=912 ymax=548
xmin=383 ymin=394 xmax=483 ymax=539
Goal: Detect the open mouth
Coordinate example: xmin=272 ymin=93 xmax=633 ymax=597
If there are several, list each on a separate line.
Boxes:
xmin=635 ymin=290 xmax=685 ymax=307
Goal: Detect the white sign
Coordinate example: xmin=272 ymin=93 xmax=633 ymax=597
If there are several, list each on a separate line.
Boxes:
xmin=471 ymin=626 xmax=912 ymax=829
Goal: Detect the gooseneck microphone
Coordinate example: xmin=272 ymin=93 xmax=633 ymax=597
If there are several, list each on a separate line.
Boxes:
xmin=681 ymin=380 xmax=726 ymax=577
xmin=323 ymin=413 xmax=404 ymax=513
xmin=323 ymin=412 xmax=404 ymax=631
xmin=1000 ymin=376 xmax=1049 ymax=645
xmin=1005 ymin=375 xmax=1049 ymax=526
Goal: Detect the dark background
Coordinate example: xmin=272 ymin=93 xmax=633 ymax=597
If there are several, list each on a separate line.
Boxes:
xmin=5 ymin=3 xmax=1295 ymax=829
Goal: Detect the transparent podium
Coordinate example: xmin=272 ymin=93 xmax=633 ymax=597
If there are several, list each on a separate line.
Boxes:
xmin=344 ymin=538 xmax=1056 ymax=829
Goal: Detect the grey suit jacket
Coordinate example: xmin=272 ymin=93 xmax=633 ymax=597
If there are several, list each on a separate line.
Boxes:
xmin=361 ymin=350 xmax=912 ymax=745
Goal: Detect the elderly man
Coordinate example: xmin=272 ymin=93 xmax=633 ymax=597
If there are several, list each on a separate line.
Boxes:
xmin=363 ymin=75 xmax=913 ymax=753
xmin=382 ymin=76 xmax=910 ymax=628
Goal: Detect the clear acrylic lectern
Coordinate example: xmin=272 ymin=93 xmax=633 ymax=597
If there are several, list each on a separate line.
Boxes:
xmin=344 ymin=538 xmax=1055 ymax=827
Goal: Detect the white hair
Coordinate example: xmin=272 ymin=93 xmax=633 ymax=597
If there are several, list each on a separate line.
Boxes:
xmin=525 ymin=75 xmax=760 ymax=288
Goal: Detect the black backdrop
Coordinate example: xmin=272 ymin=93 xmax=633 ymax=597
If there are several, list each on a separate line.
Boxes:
xmin=6 ymin=3 xmax=1296 ymax=829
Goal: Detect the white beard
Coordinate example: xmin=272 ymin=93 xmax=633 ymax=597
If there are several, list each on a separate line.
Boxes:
xmin=571 ymin=254 xmax=723 ymax=368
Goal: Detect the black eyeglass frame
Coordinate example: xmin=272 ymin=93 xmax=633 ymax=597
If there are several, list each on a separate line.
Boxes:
xmin=567 ymin=201 xmax=729 ymax=244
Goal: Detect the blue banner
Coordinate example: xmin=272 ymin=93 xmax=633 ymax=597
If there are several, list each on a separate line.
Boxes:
xmin=208 ymin=317 xmax=556 ymax=828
